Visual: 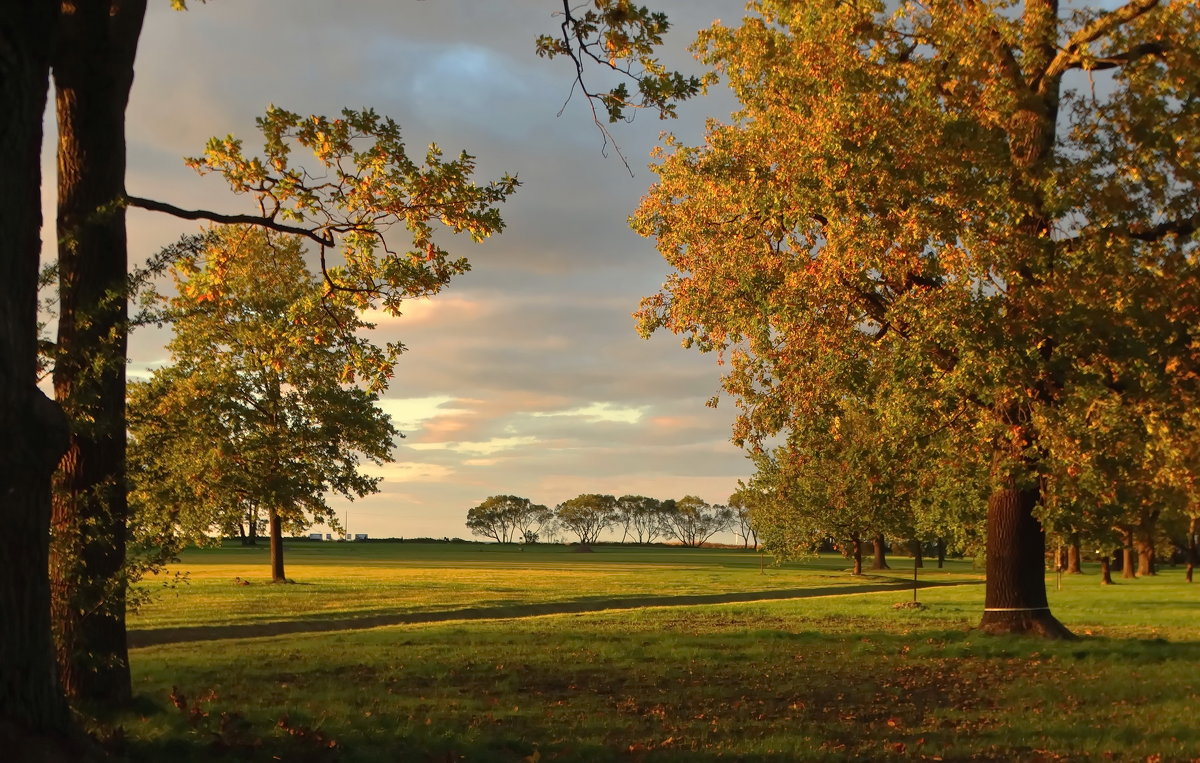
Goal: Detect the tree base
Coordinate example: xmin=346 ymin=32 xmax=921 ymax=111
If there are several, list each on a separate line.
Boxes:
xmin=0 ymin=720 xmax=99 ymax=763
xmin=978 ymin=610 xmax=1075 ymax=639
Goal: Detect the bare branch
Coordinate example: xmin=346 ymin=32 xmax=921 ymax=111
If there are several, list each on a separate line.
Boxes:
xmin=126 ymin=195 xmax=335 ymax=248
xmin=1125 ymin=211 xmax=1200 ymax=242
xmin=1064 ymin=41 xmax=1169 ymax=72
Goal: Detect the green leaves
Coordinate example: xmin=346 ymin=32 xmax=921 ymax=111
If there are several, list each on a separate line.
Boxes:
xmin=129 ymin=227 xmax=401 ymax=554
xmin=183 ymin=106 xmax=518 ymax=316
xmin=535 ymin=0 xmax=704 ymax=123
xmin=466 ymin=496 xmax=553 ymax=544
xmin=635 ymin=1 xmax=1200 ymax=564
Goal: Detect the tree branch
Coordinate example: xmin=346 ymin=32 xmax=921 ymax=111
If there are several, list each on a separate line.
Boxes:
xmin=125 ymin=195 xmax=335 ymax=248
xmin=1125 ymin=211 xmax=1200 ymax=242
xmin=1039 ymin=0 xmax=1162 ymax=92
xmin=1065 ymin=41 xmax=1169 ymax=72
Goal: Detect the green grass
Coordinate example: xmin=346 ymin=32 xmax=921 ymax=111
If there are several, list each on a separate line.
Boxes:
xmin=129 ymin=542 xmax=978 ymax=633
xmin=110 ymin=543 xmax=1200 ymax=762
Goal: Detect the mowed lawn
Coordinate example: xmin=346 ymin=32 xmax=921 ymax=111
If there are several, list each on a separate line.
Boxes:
xmin=128 ymin=541 xmax=971 ymax=634
xmin=116 ymin=543 xmax=1200 ymax=762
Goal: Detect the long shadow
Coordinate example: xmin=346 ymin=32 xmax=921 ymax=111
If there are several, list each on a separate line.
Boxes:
xmin=128 ymin=578 xmax=981 ymax=648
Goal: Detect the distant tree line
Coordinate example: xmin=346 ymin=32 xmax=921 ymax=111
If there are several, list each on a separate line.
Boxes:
xmin=466 ymin=491 xmax=759 ymax=549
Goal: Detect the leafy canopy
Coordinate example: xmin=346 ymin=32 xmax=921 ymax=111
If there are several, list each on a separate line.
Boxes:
xmin=129 ymin=107 xmax=518 ymax=320
xmin=129 ymin=227 xmax=400 ymax=554
xmin=634 ymin=0 xmax=1200 ymax=531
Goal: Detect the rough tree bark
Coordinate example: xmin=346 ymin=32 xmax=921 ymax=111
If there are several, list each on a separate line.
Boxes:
xmin=1099 ymin=556 xmax=1113 ymax=586
xmin=48 ymin=0 xmax=146 ymax=704
xmin=245 ymin=505 xmax=259 ymax=547
xmin=1120 ymin=526 xmax=1136 ymax=579
xmin=850 ymin=534 xmax=863 ymax=576
xmin=871 ymin=533 xmax=890 ymax=570
xmin=0 ymin=0 xmax=73 ymax=743
xmin=269 ymin=506 xmax=287 ymax=583
xmin=1066 ymin=532 xmax=1082 ymax=574
xmin=977 ymin=462 xmax=1072 ymax=638
xmin=1134 ymin=509 xmax=1158 ymax=577
xmin=974 ymin=0 xmax=1079 ymax=638
xmin=1186 ymin=516 xmax=1196 ymax=584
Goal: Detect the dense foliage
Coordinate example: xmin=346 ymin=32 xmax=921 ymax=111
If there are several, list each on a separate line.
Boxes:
xmin=634 ymin=0 xmax=1200 ymax=635
xmin=129 ymin=228 xmax=399 ymax=582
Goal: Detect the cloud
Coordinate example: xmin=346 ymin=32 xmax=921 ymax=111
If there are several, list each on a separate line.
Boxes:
xmin=531 ymin=401 xmax=647 ymax=425
xmin=366 ymin=461 xmax=455 ymax=483
xmin=377 ymin=396 xmax=473 ymax=433
xmin=409 ymin=435 xmax=540 ymax=457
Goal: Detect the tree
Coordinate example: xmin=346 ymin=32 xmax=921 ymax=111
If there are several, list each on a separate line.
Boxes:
xmin=634 ymin=0 xmax=1200 ymax=637
xmin=38 ymin=0 xmax=698 ymax=706
xmin=658 ymin=495 xmax=733 ymax=548
xmin=128 ymin=227 xmax=399 ymax=583
xmin=727 ymin=487 xmax=759 ymax=550
xmin=614 ymin=494 xmax=667 ymax=544
xmin=0 ymin=0 xmax=73 ymax=740
xmin=466 ymin=495 xmax=553 ymax=544
xmin=555 ymin=494 xmax=618 ymax=546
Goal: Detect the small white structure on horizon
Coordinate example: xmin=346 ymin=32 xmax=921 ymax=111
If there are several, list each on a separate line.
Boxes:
xmin=307 ymin=533 xmax=323 ymax=541
xmin=354 ymin=533 xmax=368 ymax=541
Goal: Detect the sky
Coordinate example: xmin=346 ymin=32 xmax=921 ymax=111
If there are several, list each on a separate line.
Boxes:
xmin=47 ymin=1 xmax=755 ymax=540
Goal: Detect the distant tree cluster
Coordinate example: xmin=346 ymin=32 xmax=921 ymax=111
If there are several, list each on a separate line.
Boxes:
xmin=466 ymin=492 xmax=756 ymax=549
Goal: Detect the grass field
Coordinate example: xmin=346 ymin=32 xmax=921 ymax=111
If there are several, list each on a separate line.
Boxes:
xmin=127 ymin=542 xmax=978 ymax=635
xmin=110 ymin=542 xmax=1200 ymax=762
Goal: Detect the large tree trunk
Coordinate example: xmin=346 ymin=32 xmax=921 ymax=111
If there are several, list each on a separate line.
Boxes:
xmin=1120 ymin=526 xmax=1136 ymax=579
xmin=247 ymin=505 xmax=259 ymax=547
xmin=0 ymin=0 xmax=73 ymax=740
xmin=909 ymin=539 xmax=923 ymax=568
xmin=1186 ymin=516 xmax=1197 ymax=584
xmin=1066 ymin=532 xmax=1082 ymax=574
xmin=936 ymin=537 xmax=946 ymax=568
xmin=1135 ymin=538 xmax=1155 ymax=577
xmin=1054 ymin=545 xmax=1067 ymax=572
xmin=973 ymin=1 xmax=1070 ymax=640
xmin=1134 ymin=509 xmax=1158 ymax=577
xmin=870 ymin=533 xmax=890 ymax=570
xmin=978 ymin=476 xmax=1072 ymax=638
xmin=48 ymin=0 xmax=146 ymax=705
xmin=269 ymin=506 xmax=287 ymax=583
xmin=850 ymin=534 xmax=862 ymax=576
xmin=1099 ymin=556 xmax=1113 ymax=586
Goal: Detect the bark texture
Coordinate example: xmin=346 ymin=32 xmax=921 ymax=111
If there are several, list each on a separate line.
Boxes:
xmin=1134 ymin=509 xmax=1158 ymax=577
xmin=1066 ymin=533 xmax=1081 ymax=574
xmin=1120 ymin=527 xmax=1136 ymax=579
xmin=978 ymin=477 xmax=1072 ymax=638
xmin=871 ymin=533 xmax=890 ymax=570
xmin=49 ymin=0 xmax=146 ymax=704
xmin=1186 ymin=517 xmax=1197 ymax=584
xmin=850 ymin=535 xmax=862 ymax=576
xmin=1099 ymin=557 xmax=1113 ymax=586
xmin=0 ymin=0 xmax=71 ymax=737
xmin=269 ymin=507 xmax=287 ymax=583
xmin=910 ymin=539 xmax=923 ymax=568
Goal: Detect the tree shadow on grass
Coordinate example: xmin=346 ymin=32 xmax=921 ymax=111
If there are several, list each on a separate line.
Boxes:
xmin=122 ymin=617 xmax=1200 ymax=763
xmin=128 ymin=579 xmax=981 ymax=647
